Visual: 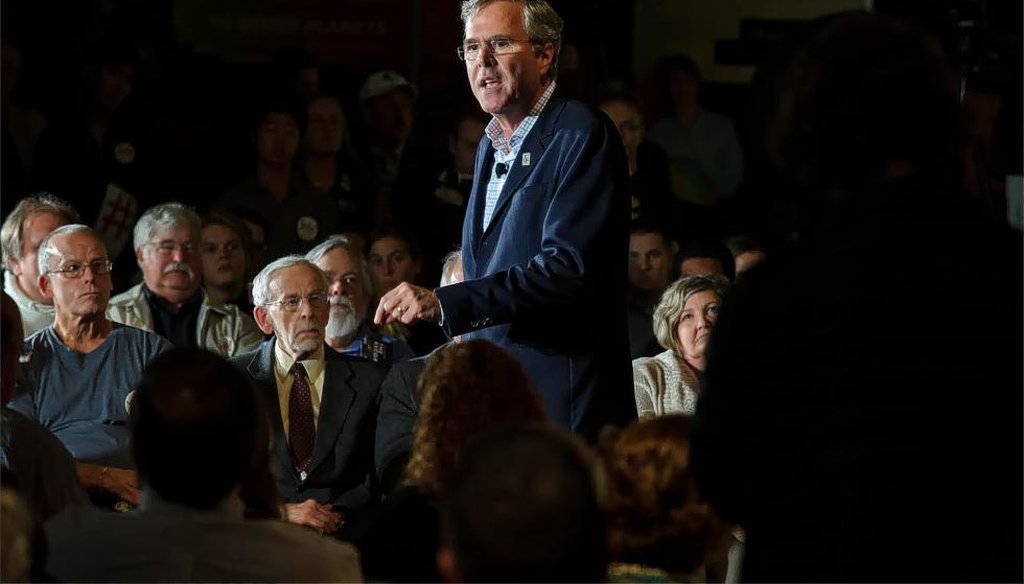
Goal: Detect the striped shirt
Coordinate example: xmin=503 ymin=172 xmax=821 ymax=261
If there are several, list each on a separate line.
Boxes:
xmin=482 ymin=81 xmax=557 ymax=229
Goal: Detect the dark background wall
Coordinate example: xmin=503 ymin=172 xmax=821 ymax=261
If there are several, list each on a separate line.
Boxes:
xmin=2 ymin=0 xmax=1019 ymax=220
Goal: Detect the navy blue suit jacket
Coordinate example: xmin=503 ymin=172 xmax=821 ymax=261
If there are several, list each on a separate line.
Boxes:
xmin=435 ymin=95 xmax=635 ymax=439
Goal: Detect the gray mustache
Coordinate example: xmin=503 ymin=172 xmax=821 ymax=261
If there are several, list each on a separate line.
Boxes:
xmin=163 ymin=262 xmax=194 ymax=276
xmin=329 ymin=295 xmax=355 ymax=310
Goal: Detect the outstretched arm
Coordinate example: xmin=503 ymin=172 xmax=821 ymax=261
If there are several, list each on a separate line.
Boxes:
xmin=76 ymin=462 xmax=141 ymax=506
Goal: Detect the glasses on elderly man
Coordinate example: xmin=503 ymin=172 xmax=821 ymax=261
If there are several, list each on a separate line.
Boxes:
xmin=457 ymin=36 xmax=537 ymax=61
xmin=264 ymin=293 xmax=329 ymax=312
xmin=146 ymin=241 xmax=199 ymax=257
xmin=47 ymin=260 xmax=113 ymax=279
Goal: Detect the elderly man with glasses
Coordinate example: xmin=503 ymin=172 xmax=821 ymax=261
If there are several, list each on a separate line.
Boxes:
xmin=107 ymin=202 xmax=262 ymax=356
xmin=231 ymin=255 xmax=387 ymax=536
xmin=7 ymin=224 xmax=171 ymax=510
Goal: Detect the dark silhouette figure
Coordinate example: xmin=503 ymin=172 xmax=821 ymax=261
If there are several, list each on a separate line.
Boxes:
xmin=692 ymin=12 xmax=1023 ymax=582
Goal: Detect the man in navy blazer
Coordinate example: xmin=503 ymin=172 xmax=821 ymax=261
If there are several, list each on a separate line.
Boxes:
xmin=233 ymin=255 xmax=387 ymax=535
xmin=375 ymin=0 xmax=634 ymax=439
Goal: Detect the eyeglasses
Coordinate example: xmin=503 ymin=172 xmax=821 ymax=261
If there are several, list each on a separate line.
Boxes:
xmin=146 ymin=241 xmax=199 ymax=257
xmin=47 ymin=260 xmax=113 ymax=279
xmin=457 ymin=36 xmax=537 ymax=61
xmin=201 ymin=240 xmax=244 ymax=255
xmin=264 ymin=293 xmax=329 ymax=312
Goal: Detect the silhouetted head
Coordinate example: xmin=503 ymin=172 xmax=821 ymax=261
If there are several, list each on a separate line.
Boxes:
xmin=439 ymin=423 xmax=607 ymax=582
xmin=599 ymin=415 xmax=732 ymax=574
xmin=676 ymin=238 xmax=735 ymax=281
xmin=1 ymin=292 xmax=23 ymax=403
xmin=404 ymin=340 xmax=546 ymax=499
xmin=131 ymin=348 xmax=269 ymax=510
xmin=769 ymin=12 xmax=963 ymax=195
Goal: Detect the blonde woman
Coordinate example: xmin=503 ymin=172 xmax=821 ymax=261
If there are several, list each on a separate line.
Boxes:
xmin=632 ymin=275 xmax=729 ymax=417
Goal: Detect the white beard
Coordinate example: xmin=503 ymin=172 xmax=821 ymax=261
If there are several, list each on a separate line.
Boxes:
xmin=325 ymin=296 xmax=362 ymax=340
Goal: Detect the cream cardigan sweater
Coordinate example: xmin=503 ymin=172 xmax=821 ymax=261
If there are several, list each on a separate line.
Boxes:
xmin=632 ymin=349 xmax=701 ymax=417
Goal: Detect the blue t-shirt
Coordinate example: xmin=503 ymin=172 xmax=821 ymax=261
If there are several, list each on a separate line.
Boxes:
xmin=8 ymin=323 xmax=171 ymax=467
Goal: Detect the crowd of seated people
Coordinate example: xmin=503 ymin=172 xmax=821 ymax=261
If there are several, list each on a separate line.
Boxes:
xmin=0 ymin=6 xmax=1020 ymax=584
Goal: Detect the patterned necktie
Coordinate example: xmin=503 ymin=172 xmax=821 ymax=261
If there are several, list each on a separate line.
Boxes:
xmin=288 ymin=362 xmax=316 ymax=474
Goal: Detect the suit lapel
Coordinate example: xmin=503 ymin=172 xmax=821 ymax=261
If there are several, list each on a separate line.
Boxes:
xmin=467 ymin=141 xmax=493 ymax=260
xmin=248 ymin=339 xmax=293 ymax=478
xmin=308 ymin=351 xmax=357 ymax=473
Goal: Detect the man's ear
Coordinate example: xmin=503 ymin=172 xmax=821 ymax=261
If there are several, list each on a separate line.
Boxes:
xmin=253 ymin=306 xmax=275 ymax=335
xmin=436 ymin=547 xmax=461 ymax=583
xmin=7 ymin=258 xmax=23 ymax=277
xmin=135 ymin=246 xmax=145 ymax=268
xmin=37 ymin=274 xmax=54 ymax=301
xmin=537 ymin=42 xmax=554 ymax=78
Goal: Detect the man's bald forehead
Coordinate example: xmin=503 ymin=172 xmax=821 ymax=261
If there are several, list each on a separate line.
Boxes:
xmin=50 ymin=230 xmax=107 ymax=256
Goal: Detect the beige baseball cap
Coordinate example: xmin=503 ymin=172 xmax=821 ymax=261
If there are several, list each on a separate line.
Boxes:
xmin=358 ymin=70 xmax=418 ymax=104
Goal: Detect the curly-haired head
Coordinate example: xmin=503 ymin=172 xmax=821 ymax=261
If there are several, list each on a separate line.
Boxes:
xmin=598 ymin=415 xmax=732 ymax=574
xmin=404 ymin=340 xmax=547 ymax=499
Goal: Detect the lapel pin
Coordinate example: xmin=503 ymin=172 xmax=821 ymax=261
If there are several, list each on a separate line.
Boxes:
xmin=521 ymin=152 xmax=531 ymax=166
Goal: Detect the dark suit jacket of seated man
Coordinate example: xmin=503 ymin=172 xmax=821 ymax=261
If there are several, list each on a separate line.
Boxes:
xmin=231 ymin=337 xmax=388 ymax=510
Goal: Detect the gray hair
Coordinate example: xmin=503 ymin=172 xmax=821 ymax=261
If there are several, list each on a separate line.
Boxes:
xmin=460 ymin=0 xmax=563 ymax=81
xmin=652 ymin=274 xmax=730 ymax=355
xmin=133 ymin=203 xmax=201 ymax=254
xmin=440 ymin=248 xmax=463 ymax=287
xmin=37 ymin=224 xmax=103 ymax=276
xmin=1 ymin=193 xmax=79 ymax=267
xmin=305 ymin=235 xmax=376 ymax=300
xmin=251 ymin=255 xmax=327 ymax=306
